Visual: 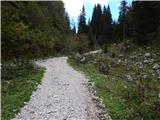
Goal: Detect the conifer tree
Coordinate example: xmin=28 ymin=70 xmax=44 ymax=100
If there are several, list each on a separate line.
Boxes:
xmin=78 ymin=5 xmax=86 ymax=34
xmin=132 ymin=1 xmax=160 ymax=43
xmin=118 ymin=0 xmax=127 ymax=41
xmin=72 ymin=24 xmax=76 ymax=34
xmin=90 ymin=4 xmax=102 ymax=38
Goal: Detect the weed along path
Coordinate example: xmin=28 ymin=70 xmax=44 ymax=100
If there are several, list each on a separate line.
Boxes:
xmin=12 ymin=57 xmax=102 ymax=120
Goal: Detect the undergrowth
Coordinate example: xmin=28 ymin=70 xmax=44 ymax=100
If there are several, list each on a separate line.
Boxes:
xmin=1 ymin=60 xmax=45 ymax=120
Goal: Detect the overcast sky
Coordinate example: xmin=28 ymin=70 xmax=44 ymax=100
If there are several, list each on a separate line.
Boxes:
xmin=62 ymin=0 xmax=132 ymax=28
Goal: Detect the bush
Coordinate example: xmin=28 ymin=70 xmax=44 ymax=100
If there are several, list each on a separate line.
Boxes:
xmin=94 ymin=56 xmax=110 ymax=74
xmin=102 ymin=44 xmax=108 ymax=53
xmin=1 ymin=59 xmax=34 ymax=80
xmin=70 ymin=34 xmax=89 ymax=54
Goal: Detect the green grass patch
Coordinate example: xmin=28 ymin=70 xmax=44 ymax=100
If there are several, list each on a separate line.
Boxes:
xmin=1 ymin=64 xmax=45 ymax=120
xmin=68 ymin=58 xmax=160 ymax=120
xmin=68 ymin=59 xmax=128 ymax=120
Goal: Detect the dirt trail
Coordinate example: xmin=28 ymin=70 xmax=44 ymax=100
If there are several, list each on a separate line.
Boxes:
xmin=12 ymin=57 xmax=101 ymax=120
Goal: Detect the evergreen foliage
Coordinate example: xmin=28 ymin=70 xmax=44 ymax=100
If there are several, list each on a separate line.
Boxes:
xmin=1 ymin=1 xmax=71 ymax=60
xmin=78 ymin=6 xmax=87 ymax=34
xmin=132 ymin=1 xmax=160 ymax=43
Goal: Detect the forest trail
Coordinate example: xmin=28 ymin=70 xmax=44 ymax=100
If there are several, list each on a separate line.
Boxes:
xmin=12 ymin=57 xmax=100 ymax=120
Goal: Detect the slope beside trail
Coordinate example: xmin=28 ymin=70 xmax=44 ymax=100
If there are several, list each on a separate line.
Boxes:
xmin=12 ymin=57 xmax=101 ymax=120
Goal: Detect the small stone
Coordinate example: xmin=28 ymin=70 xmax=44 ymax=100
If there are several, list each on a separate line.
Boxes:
xmin=152 ymin=64 xmax=160 ymax=70
xmin=142 ymin=74 xmax=148 ymax=80
xmin=156 ymin=70 xmax=160 ymax=75
xmin=117 ymin=59 xmax=121 ymax=64
xmin=144 ymin=53 xmax=151 ymax=57
xmin=80 ymin=57 xmax=86 ymax=63
xmin=152 ymin=73 xmax=156 ymax=76
xmin=92 ymin=95 xmax=99 ymax=101
xmin=139 ymin=66 xmax=143 ymax=69
xmin=119 ymin=54 xmax=124 ymax=58
xmin=125 ymin=75 xmax=133 ymax=81
xmin=13 ymin=109 xmax=16 ymax=112
xmin=146 ymin=47 xmax=151 ymax=50
xmin=144 ymin=60 xmax=149 ymax=64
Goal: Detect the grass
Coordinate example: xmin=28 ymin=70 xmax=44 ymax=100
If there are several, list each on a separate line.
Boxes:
xmin=68 ymin=58 xmax=160 ymax=120
xmin=1 ymin=64 xmax=45 ymax=120
xmin=68 ymin=59 xmax=128 ymax=120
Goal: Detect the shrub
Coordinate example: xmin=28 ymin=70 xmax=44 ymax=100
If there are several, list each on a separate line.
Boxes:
xmin=94 ymin=56 xmax=110 ymax=74
xmin=102 ymin=44 xmax=108 ymax=53
xmin=1 ymin=59 xmax=34 ymax=81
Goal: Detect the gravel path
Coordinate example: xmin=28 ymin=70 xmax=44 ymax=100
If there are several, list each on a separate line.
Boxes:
xmin=12 ymin=57 xmax=101 ymax=120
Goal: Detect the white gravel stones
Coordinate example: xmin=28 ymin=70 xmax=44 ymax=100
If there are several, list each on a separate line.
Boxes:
xmin=12 ymin=57 xmax=102 ymax=120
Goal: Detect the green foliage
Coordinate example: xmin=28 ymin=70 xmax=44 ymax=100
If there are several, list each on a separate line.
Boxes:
xmin=1 ymin=1 xmax=72 ymax=60
xmin=94 ymin=56 xmax=110 ymax=74
xmin=102 ymin=44 xmax=108 ymax=53
xmin=68 ymin=59 xmax=127 ymax=120
xmin=70 ymin=34 xmax=89 ymax=54
xmin=99 ymin=5 xmax=113 ymax=45
xmin=1 ymin=61 xmax=44 ymax=120
xmin=132 ymin=1 xmax=160 ymax=43
xmin=1 ymin=59 xmax=33 ymax=81
xmin=78 ymin=6 xmax=87 ymax=34
xmin=68 ymin=42 xmax=160 ymax=120
xmin=90 ymin=4 xmax=102 ymax=39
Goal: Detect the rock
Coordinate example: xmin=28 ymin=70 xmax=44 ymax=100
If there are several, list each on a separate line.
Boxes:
xmin=139 ymin=66 xmax=143 ymax=69
xmin=144 ymin=60 xmax=149 ymax=64
xmin=124 ymin=59 xmax=127 ymax=64
xmin=13 ymin=109 xmax=17 ymax=112
xmin=146 ymin=47 xmax=151 ymax=50
xmin=117 ymin=59 xmax=121 ymax=64
xmin=92 ymin=95 xmax=99 ymax=102
xmin=156 ymin=69 xmax=160 ymax=75
xmin=24 ymin=102 xmax=27 ymax=105
xmin=119 ymin=54 xmax=124 ymax=58
xmin=152 ymin=64 xmax=160 ymax=70
xmin=152 ymin=73 xmax=156 ymax=76
xmin=144 ymin=53 xmax=151 ymax=58
xmin=142 ymin=74 xmax=148 ymax=80
xmin=104 ymin=52 xmax=115 ymax=57
xmin=80 ymin=57 xmax=86 ymax=63
xmin=75 ymin=53 xmax=83 ymax=60
xmin=125 ymin=75 xmax=133 ymax=81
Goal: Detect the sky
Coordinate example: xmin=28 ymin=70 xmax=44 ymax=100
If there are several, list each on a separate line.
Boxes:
xmin=63 ymin=0 xmax=133 ymax=28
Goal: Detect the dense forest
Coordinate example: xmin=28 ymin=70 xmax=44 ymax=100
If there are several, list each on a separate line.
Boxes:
xmin=2 ymin=1 xmax=71 ymax=60
xmin=2 ymin=1 xmax=160 ymax=60
xmin=76 ymin=1 xmax=160 ymax=48
xmin=1 ymin=1 xmax=160 ymax=120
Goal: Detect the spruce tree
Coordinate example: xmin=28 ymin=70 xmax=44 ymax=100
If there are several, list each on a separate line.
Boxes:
xmin=90 ymin=5 xmax=97 ymax=34
xmin=132 ymin=1 xmax=160 ymax=43
xmin=99 ymin=5 xmax=112 ymax=45
xmin=90 ymin=4 xmax=102 ymax=38
xmin=118 ymin=0 xmax=127 ymax=41
xmin=78 ymin=5 xmax=86 ymax=34
xmin=72 ymin=24 xmax=76 ymax=34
